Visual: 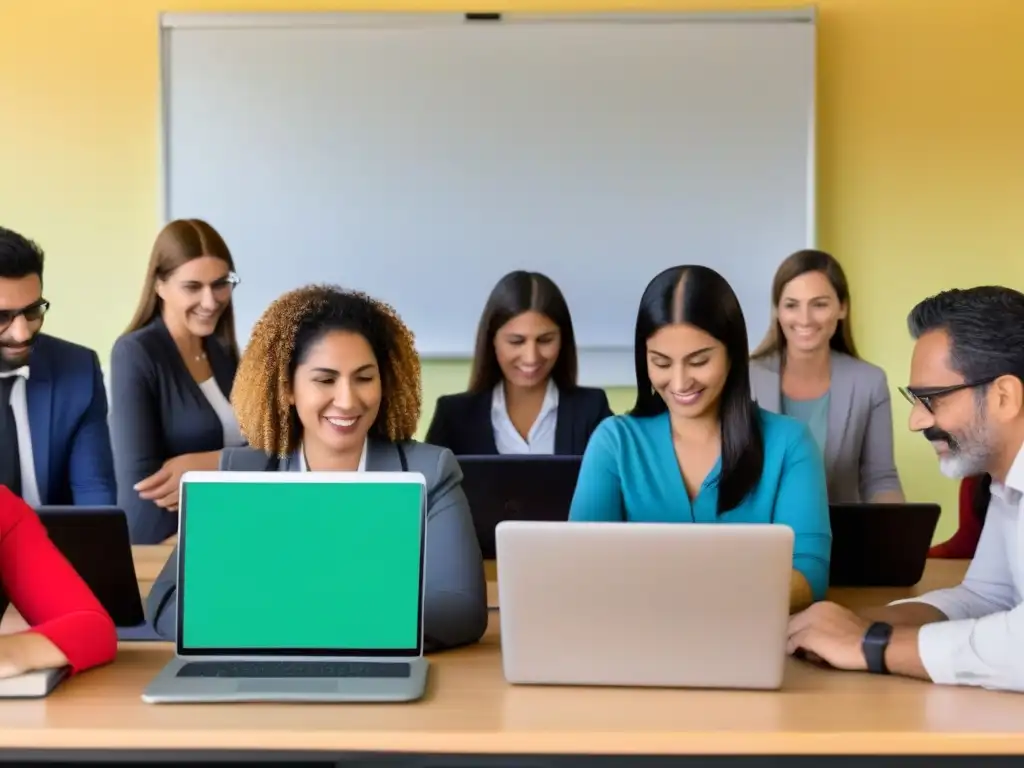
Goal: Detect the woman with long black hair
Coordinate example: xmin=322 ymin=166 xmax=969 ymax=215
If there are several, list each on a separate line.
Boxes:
xmin=568 ymin=265 xmax=832 ymax=611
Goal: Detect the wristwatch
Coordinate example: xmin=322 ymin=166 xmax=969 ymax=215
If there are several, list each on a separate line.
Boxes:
xmin=862 ymin=622 xmax=893 ymax=674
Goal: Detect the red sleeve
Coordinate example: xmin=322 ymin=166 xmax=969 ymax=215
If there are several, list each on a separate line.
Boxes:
xmin=928 ymin=476 xmax=984 ymax=559
xmin=0 ymin=487 xmax=117 ymax=673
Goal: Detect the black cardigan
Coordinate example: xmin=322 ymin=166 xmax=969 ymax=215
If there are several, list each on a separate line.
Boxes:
xmin=424 ymin=386 xmax=613 ymax=456
xmin=109 ymin=318 xmax=238 ymax=544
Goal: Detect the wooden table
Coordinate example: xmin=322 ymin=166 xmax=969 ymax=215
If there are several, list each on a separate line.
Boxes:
xmin=5 ymin=558 xmax=1024 ymax=761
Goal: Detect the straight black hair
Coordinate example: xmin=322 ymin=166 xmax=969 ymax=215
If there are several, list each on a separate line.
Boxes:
xmin=468 ymin=271 xmax=578 ymax=393
xmin=631 ymin=265 xmax=764 ymax=513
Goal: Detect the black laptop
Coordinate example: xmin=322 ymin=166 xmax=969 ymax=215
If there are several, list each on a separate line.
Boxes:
xmin=0 ymin=506 xmax=152 ymax=636
xmin=828 ymin=502 xmax=941 ymax=587
xmin=459 ymin=455 xmax=583 ymax=560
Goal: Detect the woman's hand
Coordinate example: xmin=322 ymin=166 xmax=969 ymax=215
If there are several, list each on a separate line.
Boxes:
xmin=135 ymin=451 xmax=220 ymax=512
xmin=0 ymin=633 xmax=67 ymax=678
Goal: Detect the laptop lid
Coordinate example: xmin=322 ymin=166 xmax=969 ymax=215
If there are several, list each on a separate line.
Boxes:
xmin=0 ymin=506 xmax=146 ymax=628
xmin=175 ymin=471 xmax=427 ymax=659
xmin=495 ymin=521 xmax=793 ymax=690
xmin=829 ymin=502 xmax=941 ymax=587
xmin=458 ymin=455 xmax=582 ymax=559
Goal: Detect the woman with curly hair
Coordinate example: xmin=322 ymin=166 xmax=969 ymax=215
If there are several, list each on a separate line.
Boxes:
xmin=145 ymin=285 xmax=489 ymax=651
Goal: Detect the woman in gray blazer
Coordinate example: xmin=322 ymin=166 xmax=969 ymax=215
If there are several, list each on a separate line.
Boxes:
xmin=750 ymin=250 xmax=903 ymax=503
xmin=146 ymin=285 xmax=488 ymax=652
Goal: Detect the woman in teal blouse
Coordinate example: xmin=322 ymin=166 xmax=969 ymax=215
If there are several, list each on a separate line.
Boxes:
xmin=568 ymin=265 xmax=832 ymax=610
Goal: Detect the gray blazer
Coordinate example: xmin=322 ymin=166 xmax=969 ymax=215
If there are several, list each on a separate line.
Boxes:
xmin=145 ymin=439 xmax=489 ymax=652
xmin=750 ymin=352 xmax=902 ymax=503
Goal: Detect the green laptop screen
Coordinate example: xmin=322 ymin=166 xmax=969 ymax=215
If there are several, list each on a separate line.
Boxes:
xmin=180 ymin=479 xmax=424 ymax=652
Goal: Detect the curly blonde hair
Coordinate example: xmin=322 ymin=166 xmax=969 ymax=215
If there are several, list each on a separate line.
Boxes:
xmin=231 ymin=284 xmax=422 ymax=456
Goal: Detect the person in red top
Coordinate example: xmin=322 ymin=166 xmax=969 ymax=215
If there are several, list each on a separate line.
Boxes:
xmin=0 ymin=486 xmax=117 ymax=677
xmin=928 ymin=474 xmax=990 ymax=559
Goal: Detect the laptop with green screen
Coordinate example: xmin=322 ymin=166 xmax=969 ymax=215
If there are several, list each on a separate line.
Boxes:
xmin=142 ymin=471 xmax=429 ymax=704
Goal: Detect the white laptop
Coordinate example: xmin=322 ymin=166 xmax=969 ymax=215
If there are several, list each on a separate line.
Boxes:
xmin=495 ymin=521 xmax=794 ymax=690
xmin=142 ymin=471 xmax=429 ymax=704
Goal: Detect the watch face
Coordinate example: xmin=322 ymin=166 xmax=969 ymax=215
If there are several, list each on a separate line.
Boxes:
xmin=867 ymin=622 xmax=894 ymax=640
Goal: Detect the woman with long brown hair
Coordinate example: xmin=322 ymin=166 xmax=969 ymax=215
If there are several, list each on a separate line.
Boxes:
xmin=750 ymin=249 xmax=903 ymax=503
xmin=110 ymin=219 xmax=243 ymax=544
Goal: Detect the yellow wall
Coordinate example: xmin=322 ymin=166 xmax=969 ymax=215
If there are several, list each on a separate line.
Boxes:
xmin=3 ymin=0 xmax=1024 ymax=539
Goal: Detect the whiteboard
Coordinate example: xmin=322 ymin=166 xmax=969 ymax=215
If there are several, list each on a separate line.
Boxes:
xmin=161 ymin=12 xmax=816 ymax=386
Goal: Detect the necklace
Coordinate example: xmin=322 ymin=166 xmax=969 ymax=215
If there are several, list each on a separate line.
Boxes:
xmin=194 ymin=352 xmax=207 ymax=363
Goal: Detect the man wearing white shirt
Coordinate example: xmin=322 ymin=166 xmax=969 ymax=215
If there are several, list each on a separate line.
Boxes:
xmin=786 ymin=285 xmax=1024 ymax=693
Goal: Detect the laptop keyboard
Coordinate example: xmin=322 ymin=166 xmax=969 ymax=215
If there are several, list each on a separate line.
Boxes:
xmin=176 ymin=661 xmax=411 ymax=679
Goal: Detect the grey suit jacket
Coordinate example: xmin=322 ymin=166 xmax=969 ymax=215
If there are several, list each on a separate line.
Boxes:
xmin=145 ymin=439 xmax=489 ymax=652
xmin=750 ymin=352 xmax=902 ymax=503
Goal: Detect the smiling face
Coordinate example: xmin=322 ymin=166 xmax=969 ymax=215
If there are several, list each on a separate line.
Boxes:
xmin=0 ymin=273 xmax=45 ymax=369
xmin=776 ymin=270 xmax=847 ymax=356
xmin=493 ymin=310 xmax=561 ymax=390
xmin=156 ymin=255 xmax=234 ymax=338
xmin=646 ymin=323 xmax=730 ymax=420
xmin=906 ymin=329 xmax=995 ymax=478
xmin=290 ymin=329 xmax=383 ymax=459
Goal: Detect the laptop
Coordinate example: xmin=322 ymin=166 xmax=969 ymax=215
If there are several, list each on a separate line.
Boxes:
xmin=459 ymin=455 xmax=582 ymax=560
xmin=0 ymin=507 xmax=148 ymax=633
xmin=829 ymin=502 xmax=941 ymax=587
xmin=142 ymin=471 xmax=430 ymax=704
xmin=495 ymin=521 xmax=793 ymax=690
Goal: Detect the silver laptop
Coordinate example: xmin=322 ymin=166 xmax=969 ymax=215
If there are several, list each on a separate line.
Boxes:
xmin=495 ymin=521 xmax=793 ymax=690
xmin=142 ymin=471 xmax=429 ymax=704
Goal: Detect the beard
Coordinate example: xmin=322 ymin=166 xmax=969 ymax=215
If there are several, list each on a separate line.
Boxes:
xmin=923 ymin=401 xmax=993 ymax=479
xmin=0 ymin=332 xmax=39 ymax=371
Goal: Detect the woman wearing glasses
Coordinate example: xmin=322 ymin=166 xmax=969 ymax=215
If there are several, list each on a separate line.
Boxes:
xmin=110 ymin=219 xmax=244 ymax=544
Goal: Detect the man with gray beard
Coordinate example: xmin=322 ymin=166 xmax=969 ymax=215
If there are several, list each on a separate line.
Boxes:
xmin=785 ymin=285 xmax=1024 ymax=692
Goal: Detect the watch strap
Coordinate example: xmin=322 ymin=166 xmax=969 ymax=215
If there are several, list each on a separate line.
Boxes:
xmin=862 ymin=621 xmax=893 ymax=675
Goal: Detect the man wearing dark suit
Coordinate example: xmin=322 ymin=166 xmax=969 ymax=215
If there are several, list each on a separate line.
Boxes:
xmin=0 ymin=227 xmax=116 ymax=506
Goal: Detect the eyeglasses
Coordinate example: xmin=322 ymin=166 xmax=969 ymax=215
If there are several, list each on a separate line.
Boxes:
xmin=176 ymin=272 xmax=241 ymax=295
xmin=899 ymin=378 xmax=997 ymax=414
xmin=0 ymin=299 xmax=50 ymax=332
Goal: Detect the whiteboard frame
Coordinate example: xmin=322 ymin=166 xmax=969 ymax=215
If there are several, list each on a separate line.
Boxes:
xmin=157 ymin=9 xmax=817 ymax=387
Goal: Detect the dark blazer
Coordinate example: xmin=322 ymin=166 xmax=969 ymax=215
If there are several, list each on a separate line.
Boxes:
xmin=22 ymin=334 xmax=116 ymax=506
xmin=109 ymin=318 xmax=238 ymax=544
xmin=145 ymin=439 xmax=488 ymax=653
xmin=425 ymin=386 xmax=613 ymax=455
xmin=750 ymin=352 xmax=902 ymax=503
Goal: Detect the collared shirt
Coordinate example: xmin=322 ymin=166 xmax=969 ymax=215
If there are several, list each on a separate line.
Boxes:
xmin=298 ymin=438 xmax=368 ymax=472
xmin=0 ymin=366 xmax=41 ymax=506
xmin=890 ymin=441 xmax=1024 ymax=691
xmin=491 ymin=379 xmax=559 ymax=455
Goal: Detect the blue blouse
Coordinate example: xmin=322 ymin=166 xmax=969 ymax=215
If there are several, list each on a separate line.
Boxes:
xmin=568 ymin=407 xmax=832 ymax=600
